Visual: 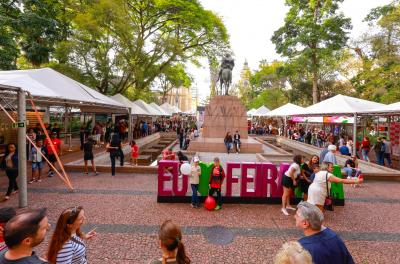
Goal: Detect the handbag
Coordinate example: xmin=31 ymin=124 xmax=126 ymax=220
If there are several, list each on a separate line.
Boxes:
xmin=324 ymin=172 xmax=334 ymax=211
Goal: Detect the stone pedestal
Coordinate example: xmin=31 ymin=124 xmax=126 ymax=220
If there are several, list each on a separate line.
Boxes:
xmin=202 ymin=95 xmax=248 ymax=139
xmin=188 ymin=96 xmax=262 ymax=153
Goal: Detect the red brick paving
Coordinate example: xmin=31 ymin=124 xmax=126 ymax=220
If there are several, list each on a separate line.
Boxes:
xmin=1 ymin=171 xmax=400 ymax=263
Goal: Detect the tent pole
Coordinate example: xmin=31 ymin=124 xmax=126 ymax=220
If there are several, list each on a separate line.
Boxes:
xmin=353 ymin=113 xmax=357 ymax=156
xmin=128 ymin=108 xmax=132 ymax=142
xmin=284 ymin=116 xmax=287 ymax=137
xmin=18 ymin=89 xmax=27 ymax=208
xmin=377 ymin=116 xmax=380 ymax=136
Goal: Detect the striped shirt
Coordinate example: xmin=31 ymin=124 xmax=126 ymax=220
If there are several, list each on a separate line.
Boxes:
xmin=56 ymin=235 xmax=87 ymax=264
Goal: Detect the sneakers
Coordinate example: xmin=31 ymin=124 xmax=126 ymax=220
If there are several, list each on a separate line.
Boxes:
xmin=3 ymin=196 xmax=10 ymax=201
xmin=37 ymin=179 xmax=42 ymax=183
xmin=281 ymin=208 xmax=289 ymax=216
xmin=29 ymin=179 xmax=35 ymax=184
xmin=214 ymin=205 xmax=221 ymax=211
xmin=48 ymin=171 xmax=54 ymax=177
xmin=286 ymin=206 xmax=296 ymax=211
xmin=94 ymin=171 xmax=98 ymax=176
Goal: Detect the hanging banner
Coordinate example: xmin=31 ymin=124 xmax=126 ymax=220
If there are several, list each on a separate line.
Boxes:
xmin=323 ymin=116 xmax=354 ymax=124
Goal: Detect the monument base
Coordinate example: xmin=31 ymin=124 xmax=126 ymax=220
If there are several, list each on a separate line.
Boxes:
xmin=188 ymin=137 xmax=262 ymax=153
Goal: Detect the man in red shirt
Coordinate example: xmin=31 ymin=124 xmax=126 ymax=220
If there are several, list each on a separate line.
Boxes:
xmin=209 ymin=157 xmax=225 ymax=211
xmin=44 ymin=132 xmax=62 ymax=177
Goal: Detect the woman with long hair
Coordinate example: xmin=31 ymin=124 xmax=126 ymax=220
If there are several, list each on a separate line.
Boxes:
xmin=150 ymin=220 xmax=190 ymax=264
xmin=281 ymin=155 xmax=303 ymax=216
xmin=1 ymin=143 xmax=19 ymax=201
xmin=47 ymin=206 xmax=96 ymax=264
xmin=224 ymin=132 xmax=233 ymax=154
xmin=299 ymin=155 xmax=319 ymax=201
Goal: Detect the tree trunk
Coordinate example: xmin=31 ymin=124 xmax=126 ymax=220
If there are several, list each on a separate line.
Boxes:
xmin=312 ymin=52 xmax=318 ymax=104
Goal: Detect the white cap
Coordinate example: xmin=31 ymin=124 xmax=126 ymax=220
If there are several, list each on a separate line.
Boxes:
xmin=193 ymin=157 xmax=199 ymax=162
xmin=328 ymin=145 xmax=337 ymax=151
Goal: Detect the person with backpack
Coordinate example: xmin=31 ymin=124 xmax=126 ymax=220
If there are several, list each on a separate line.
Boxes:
xmin=209 ymin=157 xmax=225 ymax=211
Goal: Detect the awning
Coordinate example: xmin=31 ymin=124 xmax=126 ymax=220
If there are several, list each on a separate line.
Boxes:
xmin=150 ymin=102 xmax=171 ymax=116
xmin=296 ymin=94 xmax=385 ymax=116
xmin=266 ymin=103 xmax=305 ymax=117
xmin=133 ymin=99 xmax=163 ymax=116
xmin=0 ymin=68 xmax=125 ymax=113
xmin=253 ymin=105 xmax=270 ymax=117
xmin=110 ymin=94 xmax=149 ymax=115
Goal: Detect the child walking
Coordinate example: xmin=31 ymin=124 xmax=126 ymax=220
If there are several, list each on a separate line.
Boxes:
xmin=209 ymin=157 xmax=225 ymax=211
xmin=29 ymin=139 xmax=47 ymax=183
xmin=131 ymin=140 xmax=139 ymax=166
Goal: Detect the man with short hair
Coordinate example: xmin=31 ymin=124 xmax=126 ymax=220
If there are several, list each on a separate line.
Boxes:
xmin=295 ymin=202 xmax=354 ymax=264
xmin=0 ymin=208 xmax=49 ymax=263
xmin=0 ymin=207 xmax=17 ymax=254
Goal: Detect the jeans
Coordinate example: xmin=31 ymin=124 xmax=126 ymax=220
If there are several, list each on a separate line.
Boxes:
xmin=343 ymin=167 xmax=355 ymax=178
xmin=209 ymin=188 xmax=222 ymax=206
xmin=361 ymin=149 xmax=370 ymax=162
xmin=225 ymin=142 xmax=232 ymax=153
xmin=234 ymin=140 xmax=240 ymax=152
xmin=376 ymin=152 xmax=385 ymax=165
xmin=5 ymin=168 xmax=18 ymax=196
xmin=384 ymin=153 xmax=392 ymax=166
xmin=191 ymin=184 xmax=199 ymax=205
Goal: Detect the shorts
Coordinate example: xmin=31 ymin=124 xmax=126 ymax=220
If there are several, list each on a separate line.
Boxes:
xmin=32 ymin=162 xmax=44 ymax=171
xmin=48 ymin=154 xmax=57 ymax=163
xmin=84 ymin=152 xmax=94 ymax=161
xmin=282 ymin=176 xmax=294 ymax=189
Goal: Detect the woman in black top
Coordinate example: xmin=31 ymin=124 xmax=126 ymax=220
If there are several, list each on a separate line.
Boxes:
xmin=299 ymin=155 xmax=319 ymax=201
xmin=106 ymin=134 xmax=123 ymax=176
xmin=1 ymin=143 xmax=19 ymax=201
xmin=224 ymin=132 xmax=233 ymax=154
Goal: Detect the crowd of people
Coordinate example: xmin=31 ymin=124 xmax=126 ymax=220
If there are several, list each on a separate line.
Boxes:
xmin=0 ymin=201 xmax=355 ymax=264
xmin=286 ymin=124 xmax=395 ymax=168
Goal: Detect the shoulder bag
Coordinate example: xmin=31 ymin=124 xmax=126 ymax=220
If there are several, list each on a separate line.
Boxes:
xmin=324 ymin=172 xmax=334 ymax=211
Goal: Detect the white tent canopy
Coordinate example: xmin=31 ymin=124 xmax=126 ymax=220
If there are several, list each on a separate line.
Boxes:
xmin=362 ymin=101 xmax=400 ymax=114
xmin=0 ymin=68 xmax=124 ymax=111
xmin=253 ymin=105 xmax=270 ymax=117
xmin=110 ymin=94 xmax=149 ymax=115
xmin=150 ymin=102 xmax=171 ymax=116
xmin=133 ymin=99 xmax=163 ymax=116
xmin=297 ymin=94 xmax=385 ymax=116
xmin=266 ymin=103 xmax=305 ymax=117
xmin=160 ymin=102 xmax=181 ymax=114
xmin=247 ymin=108 xmax=257 ymax=116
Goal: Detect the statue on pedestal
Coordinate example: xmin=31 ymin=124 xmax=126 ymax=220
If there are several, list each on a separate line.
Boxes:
xmin=216 ymin=54 xmax=235 ymax=95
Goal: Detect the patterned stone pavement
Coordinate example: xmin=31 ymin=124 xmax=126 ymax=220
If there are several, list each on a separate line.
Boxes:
xmin=1 ymin=171 xmax=400 ymax=263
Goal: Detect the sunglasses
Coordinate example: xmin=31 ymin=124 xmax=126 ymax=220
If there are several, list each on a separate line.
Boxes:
xmin=65 ymin=206 xmax=81 ymax=224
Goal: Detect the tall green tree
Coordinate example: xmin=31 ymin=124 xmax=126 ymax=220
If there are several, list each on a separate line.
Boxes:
xmin=18 ymin=0 xmax=62 ymax=67
xmin=63 ymin=0 xmax=229 ymax=95
xmin=158 ymin=63 xmax=192 ymax=103
xmin=0 ymin=1 xmax=20 ymax=70
xmin=271 ymin=0 xmax=352 ymax=103
xmin=351 ymin=1 xmax=400 ymax=103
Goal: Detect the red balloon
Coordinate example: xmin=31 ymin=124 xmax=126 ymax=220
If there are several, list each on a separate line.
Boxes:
xmin=204 ymin=196 xmax=216 ymax=211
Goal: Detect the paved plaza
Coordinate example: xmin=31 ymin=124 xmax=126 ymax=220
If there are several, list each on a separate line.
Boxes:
xmin=1 ymin=170 xmax=400 ymax=263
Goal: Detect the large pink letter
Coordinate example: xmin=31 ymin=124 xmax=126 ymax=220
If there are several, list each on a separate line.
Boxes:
xmin=172 ymin=164 xmax=189 ymax=196
xmin=241 ymin=162 xmax=258 ymax=197
xmin=157 ymin=160 xmax=178 ymax=196
xmin=225 ymin=162 xmax=241 ymax=197
xmin=258 ymin=163 xmax=278 ymax=197
xmin=274 ymin=163 xmax=290 ymax=198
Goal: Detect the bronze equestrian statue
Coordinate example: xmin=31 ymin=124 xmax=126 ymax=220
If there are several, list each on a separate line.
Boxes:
xmin=216 ymin=54 xmax=235 ymax=95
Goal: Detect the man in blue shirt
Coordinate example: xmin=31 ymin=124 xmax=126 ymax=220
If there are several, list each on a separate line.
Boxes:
xmin=295 ymin=201 xmax=354 ymax=264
